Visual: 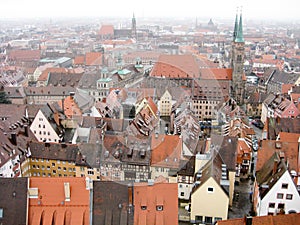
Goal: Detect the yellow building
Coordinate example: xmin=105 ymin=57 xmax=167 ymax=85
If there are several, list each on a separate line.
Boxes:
xmin=191 ymin=154 xmax=229 ymax=224
xmin=21 ymin=142 xmax=86 ymax=178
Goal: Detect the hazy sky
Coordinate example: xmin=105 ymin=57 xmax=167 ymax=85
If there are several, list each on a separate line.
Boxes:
xmin=1 ymin=0 xmax=300 ymax=21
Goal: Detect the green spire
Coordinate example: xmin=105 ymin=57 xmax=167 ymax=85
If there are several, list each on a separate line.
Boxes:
xmin=233 ymin=11 xmax=239 ymax=41
xmin=235 ymin=11 xmax=244 ymax=43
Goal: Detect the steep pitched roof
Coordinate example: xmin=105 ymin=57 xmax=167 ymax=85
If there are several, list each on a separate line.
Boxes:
xmin=93 ymin=181 xmax=134 ymax=225
xmin=256 ymin=152 xmax=287 ymax=199
xmin=150 ymin=54 xmax=200 ymax=78
xmin=28 ymin=177 xmax=90 ymax=225
xmin=151 ymin=134 xmax=182 ymax=169
xmin=133 ymin=183 xmax=178 ymax=225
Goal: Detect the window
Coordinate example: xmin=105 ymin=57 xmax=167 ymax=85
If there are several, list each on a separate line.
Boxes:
xmin=281 ymin=183 xmax=288 ymax=189
xmin=269 ymin=203 xmax=275 ymax=208
xmin=141 ymin=206 xmax=147 ymax=210
xmin=195 ymin=216 xmax=203 ymax=222
xmin=215 ymin=217 xmax=222 ymax=222
xmin=0 ymin=208 xmax=3 ymax=218
xmin=277 ymin=193 xmax=283 ymax=199
xmin=205 ymin=216 xmax=213 ymax=224
xmin=180 ymin=192 xmax=184 ymax=196
xmin=52 ymin=163 xmax=55 ymax=167
xmin=156 ymin=205 xmax=163 ymax=211
xmin=278 ymin=203 xmax=285 ymax=209
xmin=286 ymin=194 xmax=293 ymax=200
xmin=208 ymin=187 xmax=214 ymax=192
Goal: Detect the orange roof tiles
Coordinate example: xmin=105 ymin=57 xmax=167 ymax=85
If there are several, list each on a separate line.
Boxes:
xmin=134 ymin=183 xmax=178 ymax=225
xmin=150 ymin=54 xmax=200 ymax=78
xmin=199 ymin=68 xmax=232 ymax=80
xmin=85 ymin=52 xmax=103 ymax=66
xmin=74 ymin=55 xmax=85 ymax=65
xmin=28 ymin=177 xmax=90 ymax=225
xmin=150 ymin=54 xmax=232 ymax=80
xmin=58 ymin=96 xmax=82 ymax=119
xmin=256 ymin=140 xmax=299 ymax=173
xmin=151 ymin=134 xmax=182 ymax=168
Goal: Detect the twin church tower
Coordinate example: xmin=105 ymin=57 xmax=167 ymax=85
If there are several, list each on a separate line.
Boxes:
xmin=231 ymin=9 xmax=246 ymax=105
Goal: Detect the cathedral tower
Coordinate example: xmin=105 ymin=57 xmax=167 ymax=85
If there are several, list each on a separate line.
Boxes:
xmin=131 ymin=13 xmax=137 ymax=40
xmin=231 ymin=9 xmax=245 ymax=105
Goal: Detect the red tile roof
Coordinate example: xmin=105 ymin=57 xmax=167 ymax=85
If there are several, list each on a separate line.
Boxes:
xmin=8 ymin=49 xmax=41 ymax=61
xmin=99 ymin=25 xmax=114 ymax=35
xmin=28 ymin=177 xmax=90 ymax=225
xmin=85 ymin=52 xmax=102 ymax=66
xmin=150 ymin=54 xmax=232 ymax=80
xmin=134 ymin=183 xmax=178 ymax=225
xmin=58 ymin=96 xmax=82 ymax=119
xmin=74 ymin=55 xmax=85 ymax=65
xmin=151 ymin=134 xmax=182 ymax=168
xmin=150 ymin=54 xmax=200 ymax=78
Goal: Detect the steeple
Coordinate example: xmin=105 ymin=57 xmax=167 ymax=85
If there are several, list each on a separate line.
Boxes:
xmin=233 ymin=8 xmax=239 ymax=41
xmin=131 ymin=13 xmax=137 ymax=39
xmin=235 ymin=8 xmax=244 ymax=43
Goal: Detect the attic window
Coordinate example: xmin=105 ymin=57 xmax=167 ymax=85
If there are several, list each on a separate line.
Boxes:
xmin=207 ymin=187 xmax=214 ymax=193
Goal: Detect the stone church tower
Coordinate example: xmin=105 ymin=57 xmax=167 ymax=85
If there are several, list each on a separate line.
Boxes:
xmin=231 ymin=9 xmax=245 ymax=105
xmin=131 ymin=13 xmax=137 ymax=40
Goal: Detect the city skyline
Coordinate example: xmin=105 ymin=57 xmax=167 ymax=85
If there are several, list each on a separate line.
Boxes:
xmin=1 ymin=0 xmax=300 ymax=21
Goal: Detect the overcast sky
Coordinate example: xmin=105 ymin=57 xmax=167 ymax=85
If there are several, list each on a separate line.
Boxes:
xmin=1 ymin=0 xmax=300 ymax=21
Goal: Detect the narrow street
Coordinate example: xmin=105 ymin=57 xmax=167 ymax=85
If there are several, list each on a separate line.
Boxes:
xmin=229 ymin=178 xmax=253 ymax=219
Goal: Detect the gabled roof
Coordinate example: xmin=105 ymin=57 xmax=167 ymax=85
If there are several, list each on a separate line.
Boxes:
xmin=99 ymin=25 xmax=114 ymax=35
xmin=256 ymin=140 xmax=299 ymax=173
xmin=210 ymin=135 xmax=238 ymax=172
xmin=151 ymin=134 xmax=182 ymax=169
xmin=193 ymin=151 xmax=229 ymax=195
xmin=256 ymin=152 xmax=287 ymax=199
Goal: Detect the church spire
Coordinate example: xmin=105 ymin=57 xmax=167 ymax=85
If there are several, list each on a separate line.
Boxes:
xmin=233 ymin=7 xmax=239 ymax=41
xmin=235 ymin=8 xmax=244 ymax=43
xmin=131 ymin=12 xmax=137 ymax=39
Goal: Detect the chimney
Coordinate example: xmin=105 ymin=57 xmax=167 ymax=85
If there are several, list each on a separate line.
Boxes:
xmin=24 ymin=125 xmax=29 ymax=137
xmin=273 ymin=158 xmax=279 ymax=175
xmin=11 ymin=132 xmax=17 ymax=145
xmin=245 ymin=216 xmax=252 ymax=225
xmin=64 ymin=182 xmax=70 ymax=202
